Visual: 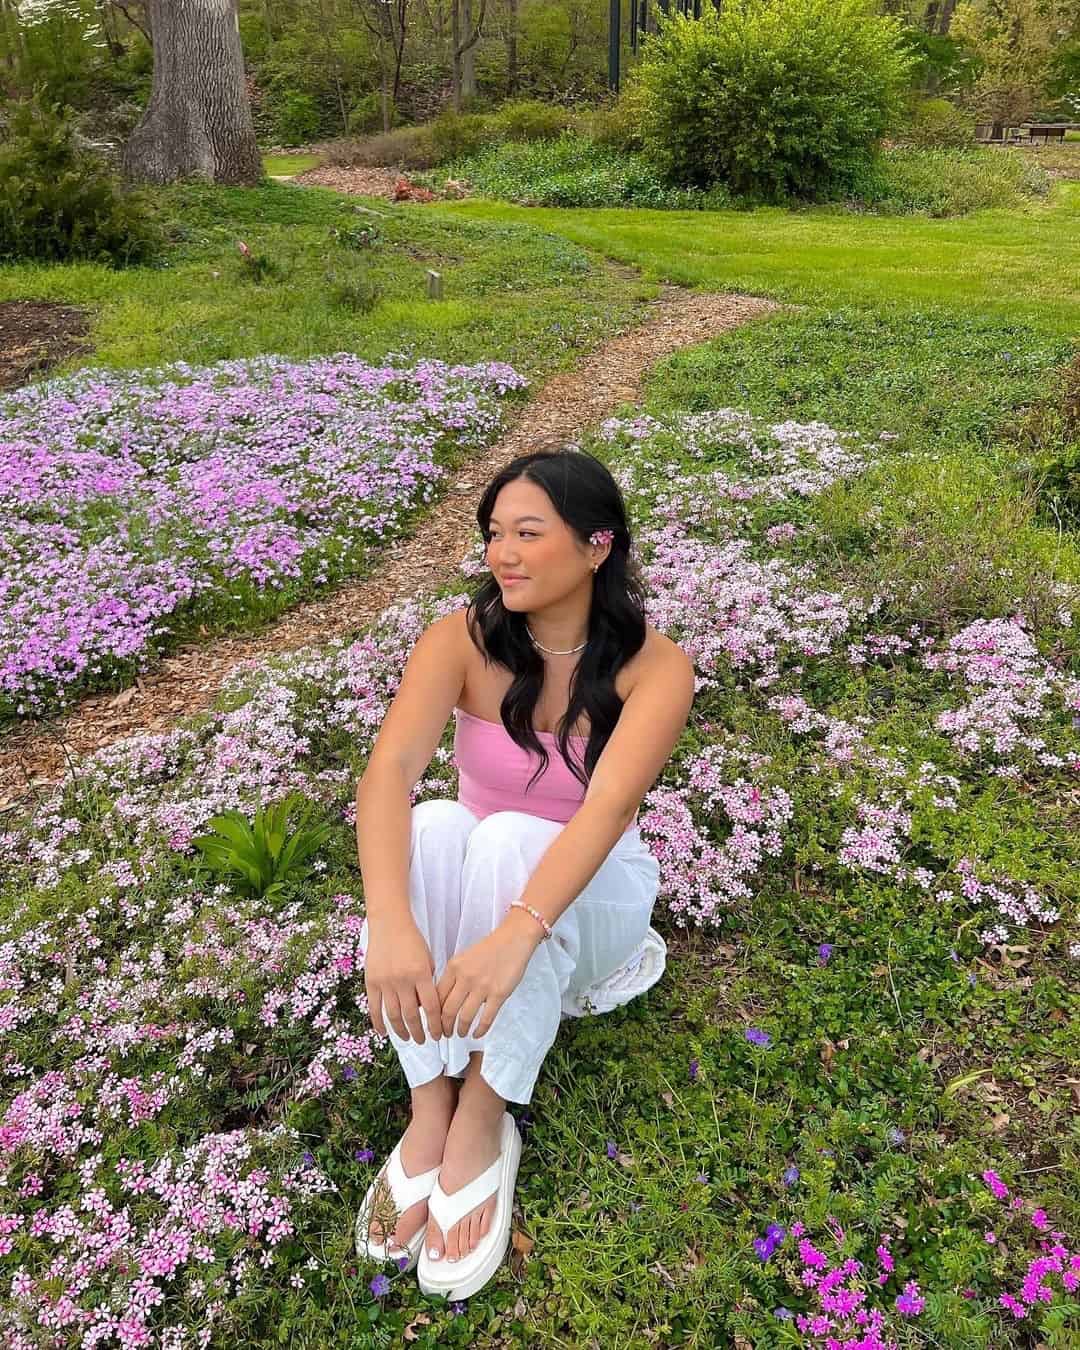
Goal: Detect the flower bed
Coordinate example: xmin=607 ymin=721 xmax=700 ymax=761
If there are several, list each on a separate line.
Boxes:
xmin=0 ymin=354 xmax=527 ymax=719
xmin=0 ymin=408 xmax=1076 ymax=1345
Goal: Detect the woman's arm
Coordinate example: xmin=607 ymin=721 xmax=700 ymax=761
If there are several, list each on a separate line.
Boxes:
xmin=356 ymin=612 xmax=468 ymax=1044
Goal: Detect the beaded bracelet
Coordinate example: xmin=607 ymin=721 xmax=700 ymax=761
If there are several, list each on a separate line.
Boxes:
xmin=509 ymin=899 xmax=553 ymax=941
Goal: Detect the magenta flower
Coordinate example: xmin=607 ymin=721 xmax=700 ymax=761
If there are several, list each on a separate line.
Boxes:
xmin=895 ymin=1280 xmax=925 ymax=1316
xmin=982 ymin=1169 xmax=1009 ymax=1200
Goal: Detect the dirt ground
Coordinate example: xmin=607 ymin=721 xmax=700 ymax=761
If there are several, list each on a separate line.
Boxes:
xmin=0 ymin=299 xmax=93 ymax=391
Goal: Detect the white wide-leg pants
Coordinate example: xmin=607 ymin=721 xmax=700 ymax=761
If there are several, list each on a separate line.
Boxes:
xmin=381 ymin=798 xmax=662 ymax=1105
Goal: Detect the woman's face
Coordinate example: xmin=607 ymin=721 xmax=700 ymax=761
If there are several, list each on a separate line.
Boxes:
xmin=485 ymin=478 xmax=596 ymax=609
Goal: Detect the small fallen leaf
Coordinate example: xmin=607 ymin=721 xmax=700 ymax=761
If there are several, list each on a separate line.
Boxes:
xmin=403 ymin=1312 xmax=431 ymax=1341
xmin=511 ymin=1229 xmax=534 ymax=1256
xmin=661 ymin=1091 xmax=675 ymax=1109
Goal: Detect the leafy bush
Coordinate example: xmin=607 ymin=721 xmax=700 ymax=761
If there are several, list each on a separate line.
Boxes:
xmin=272 ymin=90 xmax=322 ymax=145
xmin=848 ymin=146 xmax=1051 ymax=216
xmin=0 ymin=95 xmax=162 ymax=265
xmin=488 ymin=98 xmax=572 ymax=142
xmin=573 ymin=88 xmax=648 ymax=153
xmin=632 ymin=0 xmax=914 ymax=202
xmin=899 ymin=97 xmax=977 ymax=149
xmin=346 ymin=92 xmax=383 ymax=135
xmin=430 ymin=108 xmax=490 ymax=161
xmin=432 ymin=133 xmax=733 ymax=209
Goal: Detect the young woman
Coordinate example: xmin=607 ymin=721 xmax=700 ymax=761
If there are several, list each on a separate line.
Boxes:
xmin=354 ymin=448 xmax=695 ymax=1301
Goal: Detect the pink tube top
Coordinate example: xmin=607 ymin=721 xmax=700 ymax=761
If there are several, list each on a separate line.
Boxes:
xmin=452 ymin=706 xmax=639 ymax=831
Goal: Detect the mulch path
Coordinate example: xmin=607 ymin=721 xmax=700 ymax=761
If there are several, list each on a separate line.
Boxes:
xmin=290 ymin=165 xmax=404 ymax=198
xmin=0 ymin=300 xmax=94 ymax=391
xmin=0 ymin=287 xmax=780 ymax=811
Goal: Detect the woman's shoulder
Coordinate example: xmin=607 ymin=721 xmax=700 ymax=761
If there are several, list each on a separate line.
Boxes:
xmin=622 ymin=624 xmax=692 ymax=697
xmin=638 ymin=623 xmax=691 ymax=671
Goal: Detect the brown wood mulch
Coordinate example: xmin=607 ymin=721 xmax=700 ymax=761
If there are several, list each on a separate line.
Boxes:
xmin=0 ymin=300 xmax=94 ymax=391
xmin=290 ymin=165 xmax=404 ymax=198
xmin=0 ymin=288 xmax=779 ymax=812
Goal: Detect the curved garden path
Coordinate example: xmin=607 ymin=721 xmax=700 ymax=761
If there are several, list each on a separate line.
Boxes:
xmin=0 ymin=287 xmax=778 ymax=808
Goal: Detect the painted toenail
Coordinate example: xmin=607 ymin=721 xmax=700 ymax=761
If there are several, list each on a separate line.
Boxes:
xmin=428 ymin=1248 xmax=440 ymax=1260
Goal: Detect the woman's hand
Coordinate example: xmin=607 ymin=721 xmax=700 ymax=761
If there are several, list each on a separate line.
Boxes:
xmin=436 ymin=910 xmax=543 ymax=1039
xmin=363 ymin=917 xmax=444 ymax=1044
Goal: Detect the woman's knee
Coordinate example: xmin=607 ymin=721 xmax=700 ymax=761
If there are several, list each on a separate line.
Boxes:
xmin=464 ymin=810 xmax=557 ymax=858
xmin=410 ymin=797 xmax=475 ymax=851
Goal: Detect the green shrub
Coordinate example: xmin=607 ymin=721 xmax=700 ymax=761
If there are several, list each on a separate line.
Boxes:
xmin=0 ymin=95 xmax=162 ymax=266
xmin=899 ymin=97 xmax=977 ymax=149
xmin=632 ymin=0 xmax=914 ymax=202
xmin=848 ymin=146 xmax=1051 ymax=216
xmin=273 ymin=90 xmax=322 ymax=146
xmin=573 ymin=89 xmax=648 ymax=153
xmin=431 ymin=133 xmax=733 ymax=209
xmin=346 ymin=92 xmax=383 ymax=136
xmin=430 ymin=109 xmax=490 ymax=162
xmin=489 ymin=98 xmax=572 ymax=142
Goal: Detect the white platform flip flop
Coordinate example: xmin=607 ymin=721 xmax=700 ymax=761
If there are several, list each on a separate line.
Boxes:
xmin=355 ymin=1134 xmax=441 ymax=1273
xmin=417 ymin=1111 xmax=522 ymax=1300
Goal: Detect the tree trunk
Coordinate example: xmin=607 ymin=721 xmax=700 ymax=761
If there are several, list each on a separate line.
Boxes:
xmin=505 ymin=0 xmax=518 ymax=96
xmin=122 ymin=0 xmax=262 ymax=186
xmin=391 ymin=0 xmax=408 ymax=109
xmin=0 ymin=0 xmax=27 ymax=74
xmin=451 ymin=0 xmax=462 ymax=109
xmin=936 ymin=0 xmax=957 ymax=35
xmin=461 ymin=0 xmax=475 ymax=102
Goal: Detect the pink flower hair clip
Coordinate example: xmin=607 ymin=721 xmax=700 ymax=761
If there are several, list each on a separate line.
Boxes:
xmin=589 ymin=529 xmax=614 ymax=548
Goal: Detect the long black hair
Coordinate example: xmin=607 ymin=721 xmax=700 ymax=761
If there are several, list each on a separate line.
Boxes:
xmin=464 ymin=448 xmax=648 ymax=795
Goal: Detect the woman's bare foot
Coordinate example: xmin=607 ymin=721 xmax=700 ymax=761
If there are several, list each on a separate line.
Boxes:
xmin=424 ymin=1057 xmax=505 ymax=1264
xmin=367 ymin=1074 xmax=459 ymax=1252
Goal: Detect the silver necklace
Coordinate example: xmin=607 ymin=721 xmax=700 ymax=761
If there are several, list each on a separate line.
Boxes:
xmin=526 ymin=625 xmax=587 ymax=656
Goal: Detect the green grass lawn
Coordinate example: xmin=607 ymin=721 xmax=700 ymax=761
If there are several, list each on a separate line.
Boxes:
xmin=444 ymin=183 xmax=1080 ymax=338
xmin=262 ymin=153 xmax=321 ymax=177
xmin=0 ymin=181 xmax=651 ymax=380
